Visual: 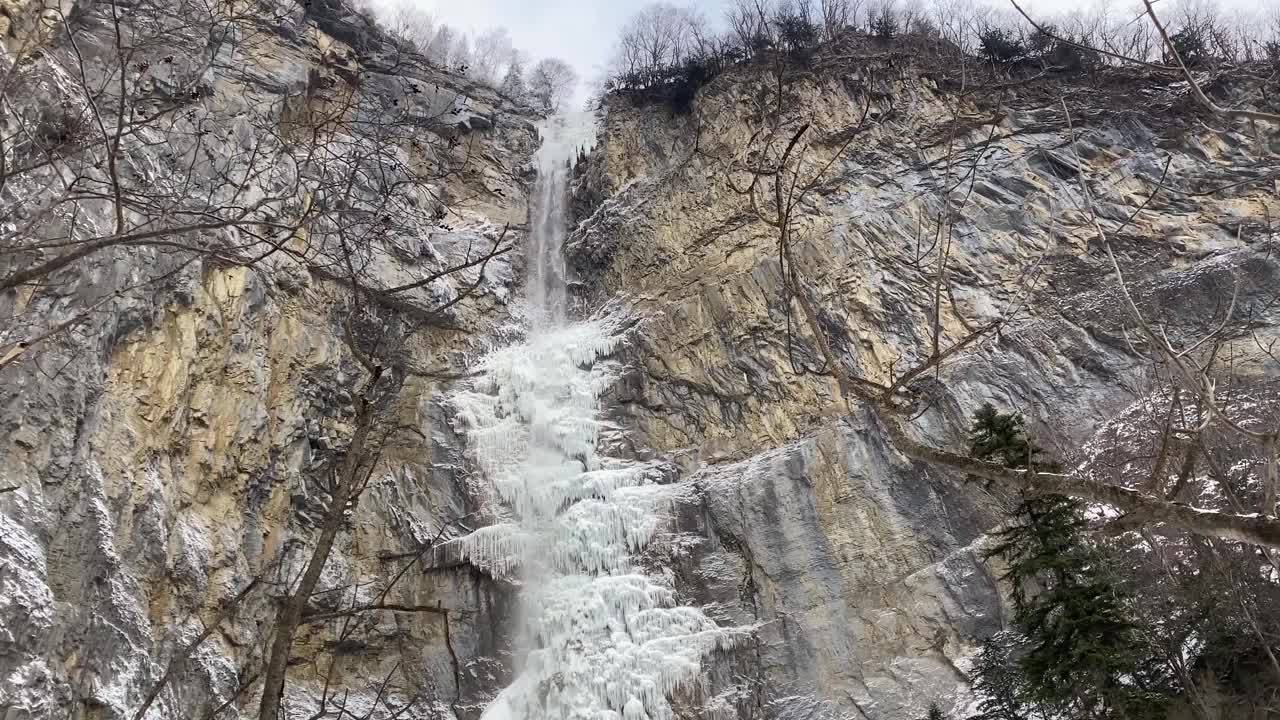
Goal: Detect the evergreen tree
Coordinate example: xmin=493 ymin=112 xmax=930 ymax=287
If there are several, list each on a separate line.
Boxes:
xmin=977 ymin=27 xmax=1027 ymax=64
xmin=1168 ymin=27 xmax=1208 ymax=67
xmin=969 ymin=633 xmax=1028 ymax=720
xmin=968 ymin=403 xmax=1055 ymax=471
xmin=918 ymin=702 xmax=949 ymax=720
xmin=870 ymin=8 xmax=898 ymax=40
xmin=500 ymin=59 xmax=526 ymax=101
xmin=986 ymin=496 xmax=1172 ymax=718
xmin=969 ymin=405 xmax=1176 ymax=720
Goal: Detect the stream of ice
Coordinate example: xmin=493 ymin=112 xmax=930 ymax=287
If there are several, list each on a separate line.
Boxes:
xmin=446 ymin=113 xmax=735 ymax=720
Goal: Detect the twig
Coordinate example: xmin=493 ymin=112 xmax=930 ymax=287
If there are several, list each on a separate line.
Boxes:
xmin=1009 ymin=0 xmax=1176 ymax=72
xmin=1140 ymin=0 xmax=1280 ymax=124
xmin=131 ymin=577 xmax=262 ymax=720
xmin=301 ymin=603 xmax=449 ymax=624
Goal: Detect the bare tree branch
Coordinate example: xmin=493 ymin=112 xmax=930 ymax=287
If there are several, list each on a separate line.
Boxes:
xmin=1139 ymin=0 xmax=1280 ymax=124
xmin=131 ymin=577 xmax=263 ymax=720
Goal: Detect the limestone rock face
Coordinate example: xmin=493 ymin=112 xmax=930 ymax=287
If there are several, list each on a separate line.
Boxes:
xmin=570 ymin=61 xmax=1279 ymax=718
xmin=0 ymin=2 xmax=537 ymax=718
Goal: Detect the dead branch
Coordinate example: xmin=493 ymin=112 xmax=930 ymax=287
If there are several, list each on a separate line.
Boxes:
xmin=1139 ymin=0 xmax=1280 ymax=124
xmin=131 ymin=577 xmax=263 ymax=720
xmin=301 ymin=603 xmax=450 ymax=625
xmin=1008 ymin=0 xmax=1176 ymax=72
xmin=878 ymin=412 xmax=1280 ymax=547
xmin=257 ymin=363 xmax=384 ymax=720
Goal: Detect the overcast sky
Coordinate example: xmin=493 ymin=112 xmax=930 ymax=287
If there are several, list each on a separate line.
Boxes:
xmin=372 ymin=0 xmax=1264 ymax=103
xmin=388 ymin=0 xmax=738 ymax=89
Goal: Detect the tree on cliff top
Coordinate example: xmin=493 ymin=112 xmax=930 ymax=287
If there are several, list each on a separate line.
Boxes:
xmin=528 ymin=57 xmax=579 ymax=112
xmin=501 ymin=52 xmax=528 ymax=101
xmin=611 ymin=2 xmax=707 ymax=78
xmin=378 ymin=3 xmax=521 ymax=88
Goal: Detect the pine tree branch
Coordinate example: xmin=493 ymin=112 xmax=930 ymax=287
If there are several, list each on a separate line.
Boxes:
xmin=877 ymin=411 xmax=1280 ymax=548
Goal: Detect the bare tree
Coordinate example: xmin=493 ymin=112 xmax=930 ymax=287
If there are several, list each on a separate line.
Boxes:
xmin=623 ymin=2 xmax=703 ymax=72
xmin=727 ymin=0 xmax=777 ymax=51
xmin=389 ymin=4 xmax=437 ymax=54
xmin=707 ymin=10 xmax=1280 ymax=549
xmin=471 ymin=27 xmax=516 ymax=86
xmin=0 ymin=0 xmax=312 ymax=364
xmin=528 ymin=57 xmax=578 ymax=113
xmin=820 ymin=0 xmax=859 ymax=39
xmin=426 ymin=24 xmax=455 ymax=68
xmin=452 ymin=33 xmax=474 ymax=74
xmin=256 ymin=355 xmax=387 ymax=720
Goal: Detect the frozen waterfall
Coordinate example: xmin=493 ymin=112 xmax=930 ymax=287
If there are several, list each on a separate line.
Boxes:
xmin=446 ymin=112 xmax=738 ymax=720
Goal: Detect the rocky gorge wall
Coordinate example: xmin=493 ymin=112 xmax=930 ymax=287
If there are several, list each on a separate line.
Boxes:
xmin=1 ymin=0 xmax=540 ymax=717
xmin=568 ymin=53 xmax=1280 ymax=719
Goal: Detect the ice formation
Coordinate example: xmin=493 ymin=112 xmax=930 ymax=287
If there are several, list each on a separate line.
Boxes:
xmin=447 ymin=112 xmax=737 ymax=720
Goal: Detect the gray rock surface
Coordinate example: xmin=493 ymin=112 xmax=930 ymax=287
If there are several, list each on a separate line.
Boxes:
xmin=1 ymin=0 xmax=536 ymax=717
xmin=569 ymin=58 xmax=1280 ymax=718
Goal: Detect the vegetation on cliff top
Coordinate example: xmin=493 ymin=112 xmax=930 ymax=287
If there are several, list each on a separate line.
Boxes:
xmin=602 ymin=0 xmax=1280 ymax=115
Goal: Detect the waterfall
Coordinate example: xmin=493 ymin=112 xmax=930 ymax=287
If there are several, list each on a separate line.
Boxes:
xmin=524 ymin=114 xmax=586 ymax=327
xmin=446 ymin=113 xmax=738 ymax=720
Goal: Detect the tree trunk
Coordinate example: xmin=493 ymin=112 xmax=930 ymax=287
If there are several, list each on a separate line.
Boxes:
xmin=257 ymin=367 xmax=381 ymax=720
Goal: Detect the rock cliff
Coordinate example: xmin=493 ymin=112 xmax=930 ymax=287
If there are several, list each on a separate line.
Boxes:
xmin=568 ymin=51 xmax=1279 ymax=719
xmin=1 ymin=0 xmax=538 ymax=717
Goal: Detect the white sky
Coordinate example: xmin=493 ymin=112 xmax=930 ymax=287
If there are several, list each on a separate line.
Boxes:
xmin=394 ymin=0 xmax=738 ymax=87
xmin=372 ymin=0 xmax=1266 ymax=104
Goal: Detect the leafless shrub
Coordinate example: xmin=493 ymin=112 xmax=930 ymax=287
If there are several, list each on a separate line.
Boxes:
xmin=528 ymin=57 xmax=578 ymax=112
